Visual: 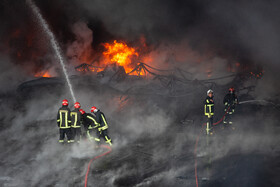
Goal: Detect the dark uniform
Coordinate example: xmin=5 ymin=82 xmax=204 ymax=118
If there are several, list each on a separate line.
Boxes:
xmin=57 ymin=106 xmax=72 ymax=143
xmin=95 ymin=110 xmax=112 ymax=146
xmin=204 ymin=96 xmax=214 ymax=135
xmin=223 ymin=93 xmax=238 ymax=126
xmin=80 ymin=111 xmax=87 ymax=138
xmin=70 ymin=108 xmax=82 ymax=142
xmin=85 ymin=113 xmax=100 ymax=142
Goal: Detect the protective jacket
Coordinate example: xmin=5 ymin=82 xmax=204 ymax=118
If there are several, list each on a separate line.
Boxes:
xmin=71 ymin=108 xmax=82 ymax=128
xmin=57 ymin=106 xmax=71 ymax=129
xmin=223 ymin=93 xmax=238 ymax=109
xmin=95 ymin=110 xmax=109 ymax=131
xmin=204 ymin=96 xmax=214 ymax=117
xmin=85 ymin=113 xmax=100 ymax=130
xmin=80 ymin=112 xmax=86 ymax=127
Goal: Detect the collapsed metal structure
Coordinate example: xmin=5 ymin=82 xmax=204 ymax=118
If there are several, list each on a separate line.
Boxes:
xmin=75 ymin=62 xmax=261 ymax=98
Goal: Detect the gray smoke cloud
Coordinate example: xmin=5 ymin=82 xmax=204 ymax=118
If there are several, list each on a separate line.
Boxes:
xmin=0 ymin=56 xmax=27 ymax=93
xmin=66 ymin=21 xmax=95 ymax=66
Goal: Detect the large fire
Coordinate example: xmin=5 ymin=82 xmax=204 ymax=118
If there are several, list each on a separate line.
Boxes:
xmin=8 ymin=27 xmax=261 ymax=79
xmin=102 ymin=40 xmax=139 ymax=73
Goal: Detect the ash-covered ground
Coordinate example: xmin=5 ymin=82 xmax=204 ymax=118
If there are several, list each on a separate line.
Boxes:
xmin=0 ymin=71 xmax=279 ymax=187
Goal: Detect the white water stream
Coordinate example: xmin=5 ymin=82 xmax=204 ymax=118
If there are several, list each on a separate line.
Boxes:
xmin=26 ymin=0 xmax=77 ymax=102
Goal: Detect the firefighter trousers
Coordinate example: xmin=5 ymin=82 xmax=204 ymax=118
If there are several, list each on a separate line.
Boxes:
xmin=59 ymin=128 xmax=72 ymax=143
xmin=223 ymin=108 xmax=235 ymax=125
xmin=206 ymin=116 xmax=213 ymax=135
xmin=71 ymin=127 xmax=81 ymax=142
xmin=96 ymin=129 xmax=112 ymax=146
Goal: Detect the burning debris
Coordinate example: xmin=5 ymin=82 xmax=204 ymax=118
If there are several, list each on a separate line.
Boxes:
xmin=34 ymin=71 xmax=52 ymax=78
xmin=75 ymin=63 xmax=104 ymax=74
xmin=102 ymin=40 xmax=139 ymax=73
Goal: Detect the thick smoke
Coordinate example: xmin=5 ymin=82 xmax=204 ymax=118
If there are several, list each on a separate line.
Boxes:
xmin=66 ymin=21 xmax=95 ymax=66
xmin=0 ymin=56 xmax=28 ymax=93
xmin=75 ymin=0 xmax=280 ymax=91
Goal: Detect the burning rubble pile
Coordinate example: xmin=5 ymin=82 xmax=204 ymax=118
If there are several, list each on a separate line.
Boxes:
xmin=2 ymin=4 xmax=265 ymax=98
xmin=3 ymin=11 xmax=264 ymax=83
xmin=12 ymin=29 xmax=265 ymax=99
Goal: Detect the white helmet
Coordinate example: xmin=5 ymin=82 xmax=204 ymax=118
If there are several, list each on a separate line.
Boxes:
xmin=207 ymin=89 xmax=213 ymax=95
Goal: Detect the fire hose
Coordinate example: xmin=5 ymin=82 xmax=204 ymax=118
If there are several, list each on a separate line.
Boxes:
xmin=84 ymin=145 xmax=112 ymax=187
xmin=82 ymin=100 xmax=277 ymax=187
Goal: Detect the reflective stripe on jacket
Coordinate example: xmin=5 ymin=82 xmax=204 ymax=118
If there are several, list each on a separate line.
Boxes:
xmin=57 ymin=106 xmax=71 ymax=129
xmin=204 ymin=96 xmax=214 ymax=117
xmin=71 ymin=108 xmax=81 ymax=128
xmin=86 ymin=113 xmax=100 ymax=129
xmin=95 ymin=111 xmax=109 ymax=131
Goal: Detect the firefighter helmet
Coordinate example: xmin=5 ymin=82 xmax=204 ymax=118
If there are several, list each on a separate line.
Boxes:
xmin=207 ymin=89 xmax=213 ymax=95
xmin=74 ymin=102 xmax=81 ymax=109
xmin=91 ymin=106 xmax=98 ymax=113
xmin=79 ymin=109 xmax=85 ymax=114
xmin=62 ymin=99 xmax=68 ymax=106
xmin=229 ymin=87 xmax=235 ymax=93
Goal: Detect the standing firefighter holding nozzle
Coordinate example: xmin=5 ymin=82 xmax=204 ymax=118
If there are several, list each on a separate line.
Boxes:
xmin=70 ymin=102 xmax=82 ymax=143
xmin=204 ymin=90 xmax=214 ymax=135
xmin=223 ymin=87 xmax=238 ymax=128
xmin=57 ymin=99 xmax=72 ymax=143
xmin=91 ymin=106 xmax=112 ymax=146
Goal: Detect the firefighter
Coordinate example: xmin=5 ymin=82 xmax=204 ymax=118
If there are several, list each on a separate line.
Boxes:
xmin=91 ymin=106 xmax=112 ymax=146
xmin=79 ymin=109 xmax=87 ymax=138
xmin=70 ymin=102 xmax=82 ymax=143
xmin=84 ymin=109 xmax=100 ymax=142
xmin=223 ymin=87 xmax=238 ymax=128
xmin=57 ymin=99 xmax=72 ymax=143
xmin=204 ymin=90 xmax=214 ymax=135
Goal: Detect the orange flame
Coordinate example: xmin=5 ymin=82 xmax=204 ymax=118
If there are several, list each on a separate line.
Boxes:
xmin=34 ymin=71 xmax=52 ymax=78
xmin=102 ymin=40 xmax=139 ymax=73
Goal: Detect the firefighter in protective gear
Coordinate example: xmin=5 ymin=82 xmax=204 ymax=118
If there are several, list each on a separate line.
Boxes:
xmin=79 ymin=109 xmax=87 ymax=138
xmin=57 ymin=99 xmax=72 ymax=143
xmin=223 ymin=87 xmax=238 ymax=127
xmin=204 ymin=90 xmax=214 ymax=135
xmin=70 ymin=102 xmax=82 ymax=143
xmin=91 ymin=106 xmax=112 ymax=146
xmin=84 ymin=110 xmax=100 ymax=142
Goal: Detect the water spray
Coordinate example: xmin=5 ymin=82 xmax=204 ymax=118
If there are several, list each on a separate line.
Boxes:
xmin=26 ymin=0 xmax=76 ymax=103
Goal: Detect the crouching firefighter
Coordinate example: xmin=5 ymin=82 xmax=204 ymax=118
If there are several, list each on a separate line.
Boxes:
xmin=84 ymin=110 xmax=100 ymax=143
xmin=91 ymin=106 xmax=112 ymax=146
xmin=204 ymin=90 xmax=214 ymax=135
xmin=57 ymin=99 xmax=72 ymax=143
xmin=223 ymin=87 xmax=238 ymax=128
xmin=70 ymin=102 xmax=82 ymax=143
